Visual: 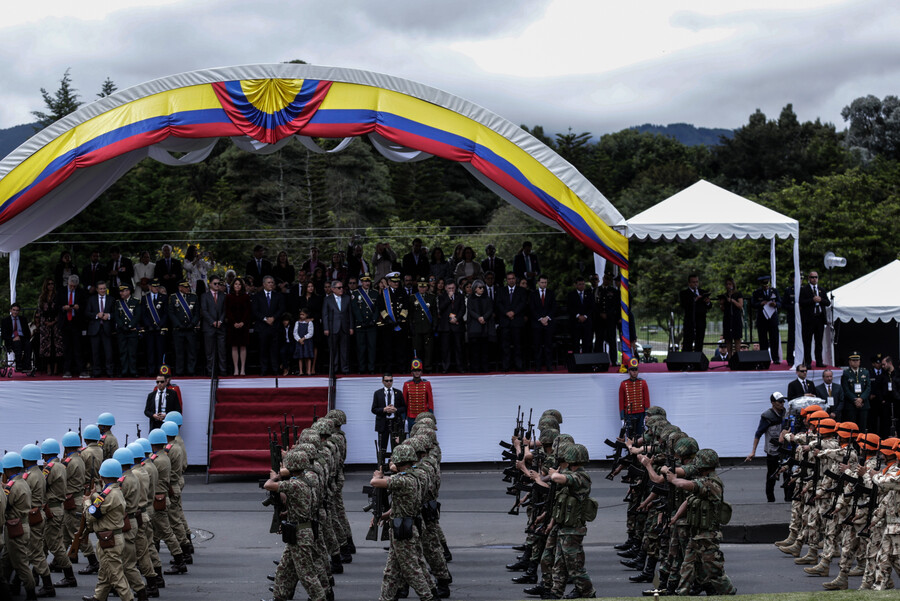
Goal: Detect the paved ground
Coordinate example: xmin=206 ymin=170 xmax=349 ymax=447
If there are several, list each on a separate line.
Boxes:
xmin=66 ymin=464 xmax=851 ymax=600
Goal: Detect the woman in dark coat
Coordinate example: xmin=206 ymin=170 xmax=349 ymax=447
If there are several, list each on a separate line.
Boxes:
xmin=226 ymin=277 xmax=251 ymax=375
xmin=466 ymin=280 xmax=494 ymax=373
xmin=297 ymin=282 xmax=323 ymax=374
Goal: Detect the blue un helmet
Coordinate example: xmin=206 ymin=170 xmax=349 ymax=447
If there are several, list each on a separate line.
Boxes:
xmin=161 ymin=421 xmax=179 ymax=437
xmin=136 ymin=438 xmax=152 ymax=455
xmin=97 ymin=412 xmax=116 ymax=427
xmin=148 ymin=429 xmax=168 ymax=445
xmin=113 ymin=448 xmax=135 ymax=467
xmin=20 ymin=444 xmax=41 ymax=462
xmin=127 ymin=443 xmax=145 ymax=463
xmin=83 ymin=424 xmax=102 ymax=441
xmin=2 ymin=452 xmax=24 ymax=470
xmin=41 ymin=438 xmax=61 ymax=456
xmin=98 ymin=459 xmax=122 ymax=479
xmin=164 ymin=411 xmax=183 ymax=426
xmin=62 ymin=432 xmax=82 ymax=449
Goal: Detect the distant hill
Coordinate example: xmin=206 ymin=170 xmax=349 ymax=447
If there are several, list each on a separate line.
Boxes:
xmin=0 ymin=123 xmax=38 ymax=160
xmin=630 ymin=123 xmax=733 ymax=147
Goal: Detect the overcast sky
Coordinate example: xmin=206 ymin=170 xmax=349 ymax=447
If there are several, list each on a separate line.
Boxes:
xmin=1 ymin=0 xmax=897 ymax=136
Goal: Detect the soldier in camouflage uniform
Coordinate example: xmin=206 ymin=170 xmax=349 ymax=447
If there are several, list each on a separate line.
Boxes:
xmin=658 ymin=436 xmax=699 ymax=594
xmin=861 ymin=436 xmax=899 ymax=589
xmin=667 ymin=448 xmax=736 ymax=596
xmin=371 ymin=444 xmax=436 ymax=601
xmin=871 ymin=438 xmax=900 ymax=589
xmin=2 ymin=452 xmax=37 ymax=599
xmin=76 ymin=426 xmax=105 ymax=578
xmin=168 ymin=280 xmax=200 ymax=376
xmin=325 ymin=410 xmax=356 ymax=559
xmin=407 ymin=437 xmax=451 ymax=597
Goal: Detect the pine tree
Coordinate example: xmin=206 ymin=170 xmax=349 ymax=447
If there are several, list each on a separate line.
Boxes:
xmin=97 ymin=77 xmax=118 ymax=98
xmin=31 ymin=68 xmax=82 ymax=130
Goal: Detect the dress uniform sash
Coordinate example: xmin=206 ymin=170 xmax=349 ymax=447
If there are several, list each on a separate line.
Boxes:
xmin=383 ymin=289 xmax=399 ymax=329
xmin=147 ymin=297 xmax=162 ymax=327
xmin=118 ymin=299 xmax=135 ymax=323
xmin=175 ymin=291 xmax=193 ymax=322
xmin=414 ymin=293 xmax=433 ymax=323
xmin=359 ymin=290 xmax=375 ymax=312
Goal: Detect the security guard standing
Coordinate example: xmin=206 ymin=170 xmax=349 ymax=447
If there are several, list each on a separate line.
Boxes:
xmin=594 ymin=271 xmax=620 ymax=364
xmin=141 ymin=280 xmax=168 ymax=377
xmin=377 ymin=272 xmax=409 ymax=373
xmin=351 ymin=273 xmax=378 ymax=374
xmin=2 ymin=451 xmax=37 ymax=600
xmin=409 ymin=278 xmax=436 ymax=372
xmin=20 ymin=443 xmax=55 ymax=597
xmin=168 ymin=280 xmax=200 ymax=376
xmin=115 ymin=285 xmax=142 ymax=377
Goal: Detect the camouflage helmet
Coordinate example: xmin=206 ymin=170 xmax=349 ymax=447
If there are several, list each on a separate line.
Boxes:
xmin=391 ymin=444 xmax=417 ymax=465
xmin=313 ymin=419 xmax=335 ymax=437
xmin=415 ymin=411 xmax=436 ymax=423
xmin=406 ymin=436 xmax=427 ymax=454
xmin=409 ymin=423 xmax=423 ymax=437
xmin=674 ymin=436 xmax=699 ymax=459
xmin=417 ymin=417 xmax=437 ymax=431
xmin=538 ymin=416 xmax=560 ymax=432
xmin=414 ymin=433 xmax=433 ymax=450
xmin=556 ymin=433 xmax=575 ymax=445
xmin=539 ymin=428 xmax=560 ymax=446
xmin=564 ymin=443 xmax=589 ymax=464
xmin=646 ymin=406 xmax=666 ymax=418
xmin=696 ymin=449 xmax=719 ymax=470
xmin=541 ymin=409 xmax=563 ymax=424
xmin=325 ymin=409 xmax=346 ymax=426
xmin=283 ymin=450 xmax=310 ymax=472
xmin=298 ymin=443 xmax=318 ymax=459
xmin=666 ymin=429 xmax=685 ymax=450
xmin=418 ymin=428 xmax=438 ymax=447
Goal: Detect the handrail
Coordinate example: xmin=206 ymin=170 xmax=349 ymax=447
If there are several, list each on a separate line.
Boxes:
xmin=327 ymin=336 xmax=337 ymax=412
xmin=204 ymin=366 xmax=219 ymax=484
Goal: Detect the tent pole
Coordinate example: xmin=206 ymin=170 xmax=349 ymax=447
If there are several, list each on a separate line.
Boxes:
xmin=8 ymin=249 xmax=19 ymax=304
xmin=618 ymin=240 xmax=632 ymax=372
xmin=792 ymin=237 xmax=803 ymax=369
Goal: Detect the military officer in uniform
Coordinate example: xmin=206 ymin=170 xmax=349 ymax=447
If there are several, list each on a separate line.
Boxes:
xmin=2 ymin=451 xmax=37 ymax=600
xmin=59 ymin=431 xmax=84 ymax=586
xmin=115 ymin=285 xmax=142 ymax=377
xmin=408 ymin=278 xmax=436 ymax=372
xmin=141 ymin=280 xmax=168 ymax=376
xmin=21 ymin=443 xmax=55 ymax=597
xmin=40 ymin=439 xmax=76 ymax=589
xmin=842 ymin=351 xmax=871 ymax=428
xmin=402 ymin=359 xmax=435 ymax=432
xmin=168 ymin=280 xmax=200 ymax=376
xmin=619 ymin=358 xmax=650 ymax=439
xmin=377 ymin=272 xmax=409 ymax=373
xmin=594 ymin=271 xmax=621 ymax=365
xmin=351 ymin=273 xmax=379 ymax=374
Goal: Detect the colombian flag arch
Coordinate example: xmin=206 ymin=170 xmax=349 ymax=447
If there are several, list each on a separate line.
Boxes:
xmin=0 ymin=63 xmax=634 ymax=361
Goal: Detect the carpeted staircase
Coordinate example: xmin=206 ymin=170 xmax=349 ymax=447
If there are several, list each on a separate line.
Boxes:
xmin=207 ymin=387 xmax=329 ymax=475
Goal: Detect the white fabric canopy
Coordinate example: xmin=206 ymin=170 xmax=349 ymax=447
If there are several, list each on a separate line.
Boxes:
xmin=623 ymin=180 xmax=803 ymax=366
xmin=831 ymin=260 xmax=900 ymax=323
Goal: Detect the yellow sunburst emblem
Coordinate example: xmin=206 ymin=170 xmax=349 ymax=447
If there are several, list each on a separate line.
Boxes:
xmin=239 ymin=79 xmax=306 ymax=114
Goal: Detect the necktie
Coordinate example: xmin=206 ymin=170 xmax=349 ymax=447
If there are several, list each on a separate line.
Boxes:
xmin=509 ymin=287 xmax=514 ymax=301
xmin=266 ymin=292 xmax=271 ymax=307
xmin=257 ymin=259 xmax=262 ymax=273
xmin=213 ymin=291 xmax=217 ymax=303
xmin=828 ymin=385 xmax=832 ymax=396
xmin=68 ymin=290 xmax=74 ymax=321
xmin=525 ymin=255 xmax=531 ymax=273
xmin=387 ymin=390 xmax=392 ymax=406
xmin=488 ymin=288 xmax=493 ymax=299
xmin=579 ymin=291 xmax=583 ymax=302
xmin=336 ymin=296 xmax=341 ymax=311
xmin=157 ymin=390 xmax=164 ymax=414
xmin=167 ymin=258 xmax=171 ymax=270
xmin=541 ymin=290 xmax=545 ymax=305
xmin=12 ymin=316 xmax=19 ymax=336
xmin=100 ymin=296 xmax=104 ymax=314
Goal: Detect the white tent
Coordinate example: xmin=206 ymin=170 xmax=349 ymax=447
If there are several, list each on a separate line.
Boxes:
xmin=623 ymin=179 xmax=803 ymax=365
xmin=831 ymin=260 xmax=900 ymax=323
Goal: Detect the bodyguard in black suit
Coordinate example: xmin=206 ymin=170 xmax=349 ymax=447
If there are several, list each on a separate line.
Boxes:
xmin=481 ymin=245 xmax=506 ymax=281
xmin=816 ymin=369 xmax=845 ymax=419
xmin=798 ymin=271 xmax=830 ymax=368
xmin=530 ymin=276 xmax=556 ymax=371
xmin=787 ymin=365 xmax=816 ymax=399
xmin=253 ymin=276 xmax=285 ymax=375
xmin=496 ymin=271 xmax=527 ymax=371
xmin=106 ymin=246 xmax=135 ymax=291
xmin=678 ymin=274 xmax=711 ymax=353
xmin=437 ymin=281 xmax=466 ymax=373
xmin=401 ymin=238 xmax=430 ymax=281
xmin=371 ymin=374 xmax=406 ymax=453
xmin=154 ymin=245 xmax=183 ymax=294
xmin=144 ymin=376 xmax=182 ymax=430
xmin=1 ymin=304 xmax=32 ymax=371
xmin=86 ymin=282 xmax=115 ymax=377
xmin=512 ymin=242 xmax=540 ymax=289
xmin=246 ymin=245 xmax=273 ymax=289
xmin=567 ymin=277 xmax=594 ymax=354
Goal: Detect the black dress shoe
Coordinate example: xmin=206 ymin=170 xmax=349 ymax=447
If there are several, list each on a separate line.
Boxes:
xmin=512 ymin=572 xmax=537 ymax=584
xmin=506 ymin=559 xmax=529 ymax=571
xmin=564 ymin=590 xmax=595 ymax=599
xmin=524 ymin=585 xmax=545 ymax=596
xmin=512 ymin=545 xmax=529 ymax=552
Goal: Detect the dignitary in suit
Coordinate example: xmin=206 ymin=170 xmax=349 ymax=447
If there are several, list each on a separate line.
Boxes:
xmin=678 ymin=273 xmax=711 ymax=353
xmin=1 ymin=303 xmax=33 ymax=371
xmin=376 ymin=272 xmax=409 ymax=372
xmin=530 ymin=275 xmax=556 ymax=371
xmin=480 ymin=244 xmax=506 ymax=281
xmin=169 ymin=280 xmax=200 ymax=376
xmin=401 ymin=238 xmax=431 ymax=281
xmin=816 ymin=369 xmax=845 ymax=419
xmin=408 ymin=278 xmax=436 ymax=372
xmin=371 ymin=373 xmax=406 ymax=453
xmin=114 ymin=285 xmax=141 ymax=377
xmin=154 ymin=244 xmax=183 ymax=294
xmin=594 ymin=271 xmax=621 ymax=364
xmin=83 ymin=249 xmax=105 ymax=293
xmin=351 ymin=274 xmax=379 ymax=374
xmin=86 ymin=281 xmax=114 ymax=377
xmin=141 ymin=279 xmax=169 ymax=376
xmin=322 ymin=279 xmax=355 ymax=374
xmin=787 ymin=364 xmax=817 ymax=399
xmin=567 ymin=276 xmax=594 ymax=354
xmin=798 ymin=271 xmax=830 ymax=368
xmin=513 ymin=241 xmax=540 ymax=289
xmin=201 ymin=275 xmax=228 ymax=377
xmin=437 ymin=281 xmax=466 ymax=373
xmin=106 ymin=246 xmax=134 ymax=292
xmin=245 ymin=244 xmax=273 ymax=288
xmin=145 ymin=374 xmax=182 ymax=430
xmin=58 ymin=274 xmax=87 ymax=378
xmin=496 ymin=271 xmax=527 ymax=371
xmin=465 ymin=279 xmax=494 ymax=373
xmin=253 ymin=275 xmax=285 ymax=376
xmin=751 ymin=275 xmax=781 ymax=364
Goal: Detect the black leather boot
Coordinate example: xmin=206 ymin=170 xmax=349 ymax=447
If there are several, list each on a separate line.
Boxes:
xmin=513 ymin=544 xmax=529 ymax=552
xmin=614 ymin=535 xmax=636 ymax=551
xmin=629 ymin=556 xmax=657 ymax=583
xmin=78 ymin=555 xmax=100 ymax=575
xmin=441 ymin=540 xmax=452 ymax=562
xmin=435 ymin=578 xmax=451 ymax=598
xmin=396 ymin=583 xmax=409 ymax=598
xmin=346 ymin=534 xmax=357 ymax=554
xmin=24 ymin=589 xmax=38 ymax=601
xmin=507 ymin=547 xmax=531 ymax=571
xmin=135 ymin=588 xmax=149 ymax=601
xmin=617 ymin=543 xmax=640 ymax=558
xmin=524 ymin=584 xmax=545 ymax=596
xmin=330 ymin=554 xmax=344 ymax=574
xmin=621 ymin=550 xmax=646 ymax=570
xmin=154 ymin=574 xmax=166 ymax=589
xmin=145 ymin=577 xmax=160 ymax=598
xmin=54 ymin=567 xmax=77 ymax=588
xmin=36 ymin=574 xmax=56 ymax=597
xmin=163 ymin=555 xmax=187 ymax=575
xmin=512 ymin=564 xmax=538 ymax=584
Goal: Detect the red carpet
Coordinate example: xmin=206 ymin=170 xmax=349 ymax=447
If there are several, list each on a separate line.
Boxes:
xmin=207 ymin=387 xmax=329 ymax=475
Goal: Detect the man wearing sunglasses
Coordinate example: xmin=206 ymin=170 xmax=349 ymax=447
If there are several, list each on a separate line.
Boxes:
xmin=371 ymin=374 xmax=406 ymax=454
xmin=144 ymin=374 xmax=182 ymax=430
xmin=787 ymin=365 xmax=817 ymax=400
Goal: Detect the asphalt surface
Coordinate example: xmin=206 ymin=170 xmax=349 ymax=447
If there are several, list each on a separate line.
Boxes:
xmin=66 ymin=465 xmax=847 ymax=600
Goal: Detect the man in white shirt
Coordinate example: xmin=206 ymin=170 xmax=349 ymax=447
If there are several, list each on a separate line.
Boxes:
xmin=798 ymin=271 xmax=831 ymax=368
xmin=371 ymin=374 xmax=406 ymax=453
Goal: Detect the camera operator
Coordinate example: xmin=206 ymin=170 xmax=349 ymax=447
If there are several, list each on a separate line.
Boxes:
xmin=745 ymin=392 xmax=789 ymax=502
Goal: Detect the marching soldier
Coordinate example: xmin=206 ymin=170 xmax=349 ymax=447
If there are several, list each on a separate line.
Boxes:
xmin=115 ymin=285 xmax=142 ymax=377
xmin=134 ymin=438 xmax=164 ymax=592
xmin=409 ymin=278 xmax=436 ymax=372
xmin=78 ymin=425 xmax=104 ymax=575
xmin=377 ymin=272 xmax=409 ymax=373
xmin=161 ymin=420 xmax=192 ymax=562
xmin=40 ymin=439 xmax=77 ymax=590
xmin=97 ymin=412 xmax=119 ymax=460
xmin=351 ymin=273 xmax=379 ymax=374
xmin=126 ymin=441 xmax=160 ymax=597
xmin=111 ymin=448 xmax=150 ymax=601
xmin=168 ymin=280 xmax=200 ymax=376
xmin=141 ymin=280 xmax=168 ymax=377
xmin=59 ymin=431 xmax=84 ymax=586
xmin=2 ymin=452 xmax=37 ymax=600
xmin=147 ymin=428 xmax=189 ymax=577
xmin=21 ymin=444 xmax=56 ymax=597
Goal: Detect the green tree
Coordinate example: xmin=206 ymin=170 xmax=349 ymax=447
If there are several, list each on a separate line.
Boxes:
xmin=31 ymin=68 xmax=82 ymax=130
xmin=97 ymin=77 xmax=117 ymax=98
xmin=841 ymin=94 xmax=900 ymax=161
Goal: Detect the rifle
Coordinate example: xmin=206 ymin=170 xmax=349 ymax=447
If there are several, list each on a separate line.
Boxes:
xmin=67 ymin=476 xmax=94 ymax=559
xmin=857 ymin=482 xmax=880 ymax=538
xmin=507 ymin=409 xmax=533 ymax=515
xmin=604 ymin=426 xmax=628 ymax=480
xmin=78 ymin=418 xmax=82 ymax=446
xmin=260 ymin=427 xmax=284 ymax=534
xmin=136 ymin=423 xmax=141 ymax=440
xmin=823 ymin=437 xmax=858 ymax=517
xmin=312 ymin=406 xmax=318 ymax=424
xmin=363 ymin=440 xmax=392 ymax=541
xmin=538 ymin=437 xmax=561 ymax=534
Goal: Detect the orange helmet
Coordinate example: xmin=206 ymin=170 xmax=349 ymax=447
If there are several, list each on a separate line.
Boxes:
xmin=807 ymin=410 xmax=829 ymax=424
xmin=857 ymin=432 xmax=881 ymax=451
xmin=817 ymin=418 xmax=837 ymax=434
xmin=836 ymin=422 xmax=860 ymax=445
xmin=880 ymin=437 xmax=900 ymax=457
xmin=800 ymin=405 xmax=823 ymax=417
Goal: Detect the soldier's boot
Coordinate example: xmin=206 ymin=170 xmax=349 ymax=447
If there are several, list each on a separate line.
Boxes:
xmin=441 ymin=540 xmax=452 ymax=563
xmin=539 ymin=591 xmax=561 ymax=600
xmin=795 ymin=548 xmax=819 ymax=565
xmin=49 ymin=565 xmax=62 ymax=574
xmin=54 ymin=568 xmax=77 ymax=588
xmin=396 ymin=583 xmax=409 ymax=598
xmin=78 ymin=554 xmax=100 ymax=575
xmin=186 ymin=540 xmax=195 ymax=555
xmin=25 ymin=589 xmax=38 ymax=601
xmin=621 ymin=550 xmax=646 ymax=570
xmin=804 ymin=559 xmax=830 ymax=577
xmin=507 ymin=548 xmax=531 ymax=571
xmin=435 ymin=578 xmax=451 ymax=598
xmin=145 ymin=577 xmax=159 ymax=598
xmin=163 ymin=555 xmax=187 ymax=575
xmin=617 ymin=542 xmax=641 ymax=558
xmin=629 ymin=556 xmax=657 ymax=583
xmin=512 ymin=563 xmax=538 ymax=584
xmin=859 ymin=581 xmax=872 ymax=590
xmin=340 ymin=550 xmax=352 ymax=564
xmin=154 ymin=574 xmax=166 ymax=589
xmin=614 ymin=535 xmax=637 ymax=551
xmin=848 ymin=563 xmax=865 ymax=577
xmin=779 ymin=540 xmax=803 ymax=556
xmin=822 ymin=571 xmax=849 ymax=590
xmin=513 ymin=544 xmax=529 ymax=552
xmin=524 ymin=584 xmax=546 ymax=596
xmin=178 ymin=543 xmax=193 ymax=564
xmin=135 ymin=587 xmax=149 ymax=601
xmin=9 ymin=575 xmax=21 ymax=596
xmin=329 ymin=554 xmax=343 ymax=574
xmin=564 ymin=589 xmax=595 ymax=599
xmin=36 ymin=574 xmax=57 ymax=597
xmin=775 ymin=533 xmax=796 ymax=547
xmin=326 ymin=587 xmax=335 ymax=601
xmin=345 ymin=534 xmax=357 ymax=554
